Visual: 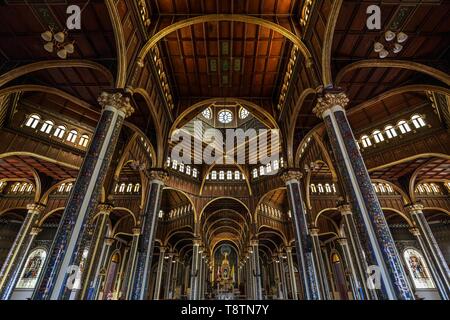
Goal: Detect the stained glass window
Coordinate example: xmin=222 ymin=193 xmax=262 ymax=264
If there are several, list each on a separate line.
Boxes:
xmin=403 ymin=248 xmax=435 ymax=289
xmin=16 ymin=249 xmax=47 ymax=289
xmin=218 ymin=109 xmax=233 ymax=124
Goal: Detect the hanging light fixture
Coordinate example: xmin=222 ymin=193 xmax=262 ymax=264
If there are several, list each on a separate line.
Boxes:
xmin=40 ymin=27 xmax=75 ymax=59
xmin=44 ymin=42 xmax=54 ymax=53
xmin=374 ymin=30 xmax=408 ymax=59
xmin=384 ymin=30 xmax=396 ymax=42
xmin=53 ymin=31 xmax=66 ymax=43
xmin=397 ymin=32 xmax=408 ymax=43
xmin=379 ymin=49 xmax=389 ymax=59
xmin=393 ymin=43 xmax=403 ymax=54
xmin=41 ymin=30 xmax=53 ymax=42
xmin=57 ymin=49 xmax=68 ymax=59
xmin=374 ymin=42 xmax=384 ymax=53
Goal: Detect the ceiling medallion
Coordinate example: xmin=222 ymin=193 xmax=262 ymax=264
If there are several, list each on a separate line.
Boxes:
xmin=373 ymin=30 xmax=408 ymax=59
xmin=41 ymin=27 xmax=75 ymax=59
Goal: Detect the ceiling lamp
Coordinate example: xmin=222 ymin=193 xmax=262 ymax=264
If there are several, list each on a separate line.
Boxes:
xmin=374 ymin=42 xmax=384 ymax=53
xmin=374 ymin=30 xmax=408 ymax=59
xmin=397 ymin=32 xmax=408 ymax=43
xmin=393 ymin=43 xmax=403 ymax=54
xmin=384 ymin=30 xmax=396 ymax=42
xmin=379 ymin=49 xmax=389 ymax=59
xmin=40 ymin=27 xmax=75 ymax=59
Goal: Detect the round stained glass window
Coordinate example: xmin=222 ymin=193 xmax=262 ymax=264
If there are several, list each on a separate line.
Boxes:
xmin=239 ymin=107 xmax=249 ymax=119
xmin=202 ymin=107 xmax=212 ymax=119
xmin=218 ymin=109 xmax=233 ymax=124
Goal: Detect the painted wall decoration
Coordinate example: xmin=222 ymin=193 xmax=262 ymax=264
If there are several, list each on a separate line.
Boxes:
xmin=16 ymin=248 xmax=47 ymax=289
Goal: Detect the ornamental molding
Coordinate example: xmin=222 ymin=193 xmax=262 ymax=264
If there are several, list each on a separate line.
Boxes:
xmin=148 ymin=169 xmax=169 ymax=183
xmin=26 ymin=203 xmax=45 ymax=215
xmin=313 ymin=87 xmax=349 ymax=118
xmin=280 ymin=170 xmax=303 ymax=184
xmin=98 ymin=91 xmax=135 ymax=118
xmin=405 ymin=203 xmax=424 ymax=214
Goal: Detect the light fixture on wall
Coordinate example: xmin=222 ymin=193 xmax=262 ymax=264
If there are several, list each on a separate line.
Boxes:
xmin=374 ymin=30 xmax=408 ymax=59
xmin=41 ymin=28 xmax=75 ymax=59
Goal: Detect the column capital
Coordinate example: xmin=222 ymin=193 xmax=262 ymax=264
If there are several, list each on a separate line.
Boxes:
xmin=26 ymin=203 xmax=45 ymax=215
xmin=409 ymin=227 xmax=421 ymax=237
xmin=104 ymin=238 xmax=115 ymax=246
xmin=313 ymin=87 xmax=349 ymax=119
xmin=132 ymin=227 xmax=141 ymax=236
xmin=193 ymin=238 xmax=202 ymax=246
xmin=97 ymin=203 xmax=114 ymax=215
xmin=285 ymin=246 xmax=293 ymax=253
xmin=250 ymin=239 xmax=259 ymax=246
xmin=405 ymin=203 xmax=424 ymax=215
xmin=98 ymin=91 xmax=134 ymax=118
xmin=280 ymin=169 xmax=303 ymax=184
xmin=309 ymin=228 xmax=320 ymax=236
xmin=336 ymin=237 xmax=348 ymax=246
xmin=148 ymin=169 xmax=169 ymax=184
xmin=338 ymin=204 xmax=352 ymax=215
xmin=159 ymin=246 xmax=167 ymax=253
xmin=30 ymin=227 xmax=43 ymax=236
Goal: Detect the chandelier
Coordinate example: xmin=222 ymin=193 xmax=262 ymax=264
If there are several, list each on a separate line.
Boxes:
xmin=41 ymin=28 xmax=75 ymax=59
xmin=374 ymin=30 xmax=408 ymax=59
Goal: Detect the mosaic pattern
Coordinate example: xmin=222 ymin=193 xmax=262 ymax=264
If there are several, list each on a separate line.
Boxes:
xmin=130 ymin=181 xmax=164 ymax=300
xmin=33 ymin=109 xmax=125 ymax=300
xmin=324 ymin=111 xmax=414 ymax=300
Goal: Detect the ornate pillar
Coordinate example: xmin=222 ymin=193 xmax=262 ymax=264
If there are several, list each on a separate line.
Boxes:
xmin=339 ymin=204 xmax=375 ymax=300
xmin=33 ymin=92 xmax=134 ymax=300
xmin=114 ymin=247 xmax=129 ymax=298
xmin=309 ymin=228 xmax=331 ymax=299
xmin=123 ymin=227 xmax=140 ymax=299
xmin=314 ymin=88 xmax=414 ymax=300
xmin=153 ymin=247 xmax=166 ymax=300
xmin=285 ymin=247 xmax=299 ymax=300
xmin=407 ymin=203 xmax=450 ymax=300
xmin=130 ymin=170 xmax=167 ymax=300
xmin=189 ymin=239 xmax=201 ymax=300
xmin=337 ymin=238 xmax=359 ymax=300
xmin=198 ymin=254 xmax=204 ymax=300
xmin=281 ymin=171 xmax=319 ymax=300
xmin=278 ymin=252 xmax=289 ymax=299
xmin=0 ymin=204 xmax=44 ymax=300
xmin=93 ymin=238 xmax=114 ymax=300
xmin=251 ymin=240 xmax=263 ymax=300
xmin=170 ymin=256 xmax=179 ymax=299
xmin=79 ymin=204 xmax=112 ymax=299
xmin=164 ymin=252 xmax=174 ymax=299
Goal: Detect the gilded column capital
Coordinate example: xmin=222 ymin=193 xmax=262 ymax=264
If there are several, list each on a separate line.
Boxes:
xmin=105 ymin=238 xmax=115 ymax=246
xmin=336 ymin=238 xmax=348 ymax=246
xmin=309 ymin=228 xmax=320 ymax=236
xmin=97 ymin=203 xmax=114 ymax=215
xmin=98 ymin=91 xmax=135 ymax=118
xmin=30 ymin=227 xmax=43 ymax=236
xmin=132 ymin=227 xmax=141 ymax=236
xmin=280 ymin=170 xmax=303 ymax=184
xmin=338 ymin=204 xmax=352 ymax=215
xmin=285 ymin=246 xmax=293 ymax=253
xmin=409 ymin=228 xmax=421 ymax=237
xmin=26 ymin=203 xmax=45 ymax=215
xmin=193 ymin=238 xmax=202 ymax=246
xmin=250 ymin=239 xmax=259 ymax=247
xmin=313 ymin=87 xmax=349 ymax=119
xmin=148 ymin=169 xmax=169 ymax=184
xmin=405 ymin=203 xmax=424 ymax=215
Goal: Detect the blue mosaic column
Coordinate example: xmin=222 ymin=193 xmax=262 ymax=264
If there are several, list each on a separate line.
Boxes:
xmin=281 ymin=171 xmax=320 ymax=300
xmin=313 ymin=88 xmax=414 ymax=300
xmin=78 ymin=204 xmax=112 ymax=299
xmin=339 ymin=204 xmax=377 ymax=300
xmin=0 ymin=203 xmax=44 ymax=300
xmin=130 ymin=171 xmax=167 ymax=300
xmin=407 ymin=204 xmax=450 ymax=299
xmin=251 ymin=240 xmax=263 ymax=300
xmin=32 ymin=92 xmax=134 ymax=300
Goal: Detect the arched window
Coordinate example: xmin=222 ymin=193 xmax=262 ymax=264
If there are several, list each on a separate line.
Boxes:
xmin=227 ymin=171 xmax=232 ymax=180
xmin=12 ymin=183 xmax=20 ymax=193
xmin=234 ymin=171 xmax=240 ymax=180
xmin=127 ymin=183 xmax=133 ymax=193
xmin=26 ymin=184 xmax=34 ymax=193
xmin=398 ymin=120 xmax=411 ymax=134
xmin=273 ymin=160 xmax=279 ymax=171
xmin=379 ymin=184 xmax=386 ymax=193
xmin=373 ymin=130 xmax=384 ymax=143
xmin=158 ymin=210 xmax=164 ymax=219
xmin=119 ymin=183 xmax=126 ymax=193
xmin=430 ymin=183 xmax=440 ymax=194
xmin=172 ymin=160 xmax=178 ymax=170
xmin=59 ymin=183 xmax=66 ymax=193
xmin=332 ymin=184 xmax=337 ymax=193
xmin=134 ymin=183 xmax=141 ymax=193
xmin=280 ymin=157 xmax=285 ymax=168
xmin=239 ymin=107 xmax=249 ymax=119
xmin=417 ymin=185 xmax=425 ymax=194
xmin=211 ymin=171 xmax=217 ymax=180
xmin=403 ymin=248 xmax=435 ymax=289
xmin=218 ymin=109 xmax=233 ymax=124
xmin=386 ymin=184 xmax=394 ymax=193
xmin=16 ymin=249 xmax=47 ymax=289
xmin=66 ymin=130 xmax=78 ymax=143
xmin=219 ymin=171 xmax=225 ymax=180
xmin=192 ymin=168 xmax=198 ymax=178
xmin=361 ymin=135 xmax=372 ymax=148
xmin=179 ymin=163 xmax=185 ymax=173
xmin=372 ymin=183 xmax=379 ymax=193
xmin=266 ymin=163 xmax=272 ymax=174
xmin=19 ymin=183 xmax=28 ymax=193
xmin=166 ymin=157 xmax=171 ymax=168
xmin=411 ymin=115 xmax=426 ymax=129
xmin=259 ymin=166 xmax=265 ymax=176
xmin=253 ymin=168 xmax=258 ymax=179
xmin=202 ymin=107 xmax=212 ymax=119
xmin=66 ymin=183 xmax=73 ymax=193
xmin=54 ymin=125 xmax=66 ymax=139
xmin=318 ymin=184 xmax=324 ymax=193
xmin=325 ymin=183 xmax=332 ymax=193
xmin=79 ymin=134 xmax=90 ymax=147
xmin=385 ymin=125 xmax=398 ymax=139
xmin=40 ymin=120 xmax=54 ymax=134
xmin=25 ymin=114 xmax=41 ymax=128
xmin=186 ymin=165 xmax=191 ymax=175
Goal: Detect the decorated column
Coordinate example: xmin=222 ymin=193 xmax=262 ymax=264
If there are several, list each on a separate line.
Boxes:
xmin=309 ymin=228 xmax=331 ymax=299
xmin=79 ymin=204 xmax=112 ymax=299
xmin=130 ymin=170 xmax=167 ymax=300
xmin=189 ymin=239 xmax=201 ymax=300
xmin=281 ymin=171 xmax=319 ymax=300
xmin=278 ymin=251 xmax=289 ymax=299
xmin=0 ymin=204 xmax=44 ymax=300
xmin=170 ymin=256 xmax=179 ymax=299
xmin=313 ymin=88 xmax=414 ymax=300
xmin=285 ymin=247 xmax=300 ymax=299
xmin=93 ymin=238 xmax=114 ymax=300
xmin=407 ymin=204 xmax=450 ymax=300
xmin=164 ymin=252 xmax=173 ymax=299
xmin=33 ymin=92 xmax=134 ymax=300
xmin=251 ymin=240 xmax=263 ymax=300
xmin=123 ymin=227 xmax=140 ymax=299
xmin=153 ymin=247 xmax=166 ymax=300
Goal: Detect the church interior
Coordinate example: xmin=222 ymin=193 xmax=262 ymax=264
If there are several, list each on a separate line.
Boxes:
xmin=0 ymin=0 xmax=449 ymax=301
